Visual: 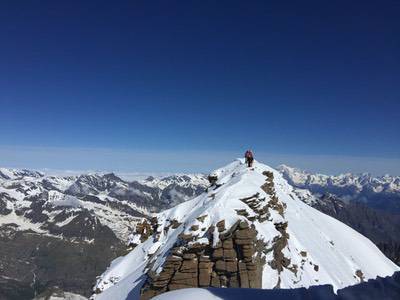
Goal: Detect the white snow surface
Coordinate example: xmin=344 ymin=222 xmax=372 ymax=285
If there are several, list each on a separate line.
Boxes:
xmin=152 ymin=288 xmax=222 ymax=300
xmin=93 ymin=159 xmax=399 ymax=299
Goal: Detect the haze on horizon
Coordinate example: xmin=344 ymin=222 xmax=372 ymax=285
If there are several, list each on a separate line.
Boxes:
xmin=0 ymin=1 xmax=399 ymax=175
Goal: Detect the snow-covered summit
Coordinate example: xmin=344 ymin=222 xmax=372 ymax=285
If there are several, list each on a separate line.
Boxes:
xmin=0 ymin=167 xmax=44 ymax=180
xmin=93 ymin=159 xmax=399 ymax=300
xmin=142 ymin=174 xmax=207 ymax=190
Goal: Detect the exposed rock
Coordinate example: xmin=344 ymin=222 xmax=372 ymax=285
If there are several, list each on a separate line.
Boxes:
xmin=196 ymin=215 xmax=207 ymax=222
xmin=207 ymin=175 xmax=218 ymax=186
xmin=183 ymin=253 xmax=197 ymax=260
xmin=140 ymin=221 xmax=266 ymax=298
xmin=211 ymin=271 xmax=220 ymax=287
xmin=135 ymin=220 xmax=153 ymax=243
xmin=223 ymin=238 xmax=233 ymax=249
xmin=216 ymin=220 xmax=225 ymax=232
xmin=190 ymin=225 xmax=199 ymax=231
xmin=170 ymin=219 xmax=182 ymax=229
xmin=235 ymin=209 xmax=249 ymax=217
xmin=239 ymin=221 xmax=249 ymax=229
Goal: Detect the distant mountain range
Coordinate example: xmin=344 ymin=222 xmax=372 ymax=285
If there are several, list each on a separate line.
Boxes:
xmin=277 ymin=164 xmax=400 ymax=212
xmin=0 ymin=168 xmax=208 ymax=299
xmin=1 ymin=165 xmax=399 ymax=299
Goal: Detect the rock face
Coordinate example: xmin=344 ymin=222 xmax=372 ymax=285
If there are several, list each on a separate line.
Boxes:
xmin=141 ymin=222 xmax=263 ymax=299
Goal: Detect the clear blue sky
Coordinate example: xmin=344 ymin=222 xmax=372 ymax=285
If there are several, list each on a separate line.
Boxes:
xmin=0 ymin=1 xmax=399 ymax=174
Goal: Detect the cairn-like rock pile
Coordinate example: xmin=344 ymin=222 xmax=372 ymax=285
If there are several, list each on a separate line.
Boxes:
xmin=140 ymin=219 xmax=265 ymax=299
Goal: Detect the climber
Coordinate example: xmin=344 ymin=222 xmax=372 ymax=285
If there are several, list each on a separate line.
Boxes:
xmin=244 ymin=149 xmax=254 ymax=167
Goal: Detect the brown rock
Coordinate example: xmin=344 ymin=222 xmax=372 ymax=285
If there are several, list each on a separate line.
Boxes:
xmin=171 ymin=219 xmax=182 ymax=229
xmin=300 ymin=251 xmax=307 ymax=257
xmin=235 ymin=228 xmax=256 ymax=239
xmin=196 ymin=215 xmax=207 ymax=222
xmin=169 ymin=283 xmax=193 ymax=290
xmin=235 ymin=209 xmax=249 ymax=217
xmin=178 ymin=233 xmax=193 ymax=241
xmin=249 ymin=279 xmax=260 ymax=289
xmin=238 ymin=262 xmax=247 ymax=271
xmin=275 ymin=222 xmax=288 ymax=231
xmin=229 ymin=274 xmax=239 ymax=288
xmin=223 ymin=249 xmax=237 ymax=259
xmin=262 ymin=171 xmax=274 ymax=178
xmin=199 ymin=270 xmax=211 ymax=287
xmin=180 ymin=259 xmax=198 ymax=272
xmin=240 ymin=193 xmax=260 ymax=201
xmin=172 ymin=272 xmax=197 ymax=281
xmin=188 ymin=242 xmax=208 ymax=252
xmin=239 ymin=270 xmax=249 ymax=288
xmin=199 ymin=256 xmax=210 ymax=262
xmin=152 ymin=280 xmax=169 ymax=288
xmin=242 ymin=248 xmax=254 ymax=258
xmin=239 ymin=221 xmax=249 ymax=229
xmin=226 ymin=260 xmax=238 ymax=272
xmin=216 ymin=220 xmax=225 ymax=232
xmin=166 ymin=255 xmax=183 ymax=262
xmin=190 ymin=225 xmax=199 ymax=231
xmin=199 ymin=261 xmax=214 ymax=269
xmin=235 ymin=238 xmax=253 ymax=245
xmin=164 ymin=263 xmax=182 ymax=272
xmin=157 ymin=271 xmax=173 ymax=281
xmin=223 ymin=239 xmax=233 ymax=249
xmin=215 ymin=260 xmax=226 ymax=271
xmin=183 ymin=253 xmax=197 ymax=260
xmin=212 ymin=248 xmax=224 ymax=259
xmin=246 ymin=262 xmax=257 ymax=270
xmin=211 ymin=272 xmax=220 ymax=287
xmin=282 ymin=257 xmax=291 ymax=268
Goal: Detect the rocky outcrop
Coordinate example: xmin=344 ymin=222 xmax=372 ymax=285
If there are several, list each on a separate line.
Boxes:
xmin=138 ymin=170 xmax=295 ymax=298
xmin=140 ymin=221 xmax=265 ymax=299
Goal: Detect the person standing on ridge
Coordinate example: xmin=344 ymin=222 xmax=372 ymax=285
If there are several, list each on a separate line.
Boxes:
xmin=244 ymin=150 xmax=254 ymax=167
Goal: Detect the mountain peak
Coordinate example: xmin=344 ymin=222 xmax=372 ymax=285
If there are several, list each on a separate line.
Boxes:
xmin=93 ymin=159 xmax=399 ymax=300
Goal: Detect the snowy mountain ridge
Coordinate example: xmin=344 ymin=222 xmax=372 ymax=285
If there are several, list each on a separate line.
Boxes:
xmin=277 ymin=164 xmax=400 ymax=195
xmin=0 ymin=168 xmax=208 ymax=240
xmin=0 ymin=167 xmax=208 ymax=299
xmin=92 ymin=159 xmax=399 ymax=300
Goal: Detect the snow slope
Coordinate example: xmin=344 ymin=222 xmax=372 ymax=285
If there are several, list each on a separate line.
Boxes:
xmin=93 ymin=159 xmax=399 ymax=299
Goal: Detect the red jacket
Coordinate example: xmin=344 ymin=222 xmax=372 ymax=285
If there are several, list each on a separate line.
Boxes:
xmin=245 ymin=150 xmax=253 ymax=159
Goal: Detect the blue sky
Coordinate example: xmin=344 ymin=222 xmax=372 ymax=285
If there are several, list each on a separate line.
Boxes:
xmin=0 ymin=1 xmax=399 ymax=174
